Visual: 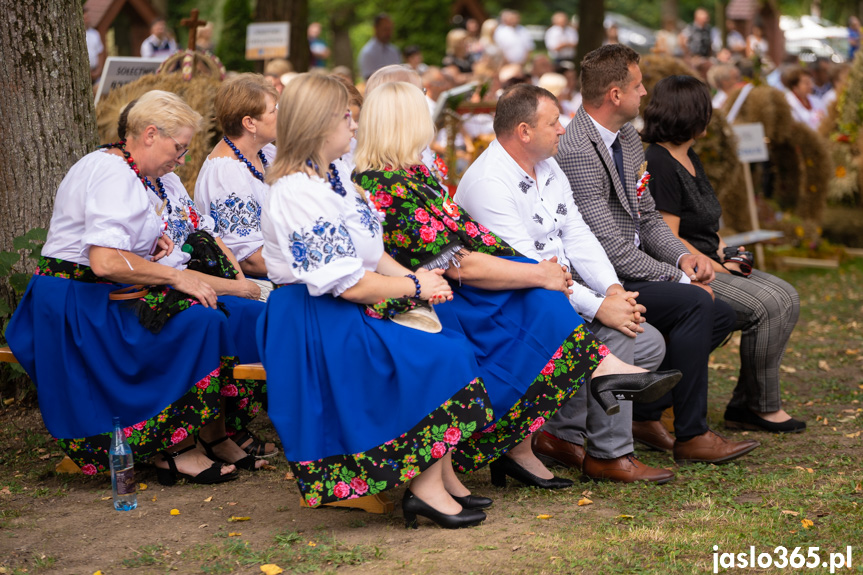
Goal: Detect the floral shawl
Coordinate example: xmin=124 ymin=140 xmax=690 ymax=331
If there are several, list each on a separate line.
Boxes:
xmin=354 ymin=164 xmax=519 ymax=270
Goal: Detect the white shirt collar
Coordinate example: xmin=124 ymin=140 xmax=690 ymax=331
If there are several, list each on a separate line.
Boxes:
xmin=586 ymin=112 xmax=620 ymax=156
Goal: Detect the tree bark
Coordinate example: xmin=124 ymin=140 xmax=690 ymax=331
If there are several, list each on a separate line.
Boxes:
xmin=255 ymin=0 xmax=310 ymax=73
xmin=575 ymin=0 xmax=605 ymax=71
xmin=0 ymin=1 xmax=97 ymax=257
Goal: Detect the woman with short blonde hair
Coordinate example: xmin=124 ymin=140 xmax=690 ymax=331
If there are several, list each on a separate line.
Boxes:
xmin=353 ymin=81 xmax=434 ymax=174
xmin=354 ymin=82 xmax=681 ymax=490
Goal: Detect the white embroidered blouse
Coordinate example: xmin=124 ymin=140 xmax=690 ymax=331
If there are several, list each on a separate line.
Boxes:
xmin=261 ymin=172 xmax=383 ymax=297
xmin=41 ymin=150 xmax=164 ymax=265
xmin=194 ymin=144 xmax=276 ymax=263
xmin=147 ymin=172 xmax=216 ymax=271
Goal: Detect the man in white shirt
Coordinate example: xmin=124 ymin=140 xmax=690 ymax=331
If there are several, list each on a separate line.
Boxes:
xmin=544 ymin=12 xmax=578 ymax=65
xmin=456 ymin=84 xmax=673 ymax=484
xmin=84 ymin=6 xmax=105 ymax=85
xmin=140 ymin=18 xmax=177 ymax=62
xmin=358 ymin=14 xmax=402 ymax=80
xmin=493 ymin=10 xmax=534 ymax=64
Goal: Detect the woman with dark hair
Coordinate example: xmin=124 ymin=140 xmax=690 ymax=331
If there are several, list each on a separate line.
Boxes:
xmin=641 ymin=75 xmax=804 ymax=434
xmin=781 ymin=66 xmax=825 ymax=131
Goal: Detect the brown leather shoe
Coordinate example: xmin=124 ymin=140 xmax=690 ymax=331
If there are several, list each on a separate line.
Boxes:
xmin=673 ymin=430 xmax=760 ymax=464
xmin=632 ymin=420 xmax=675 ymax=452
xmin=582 ymin=453 xmax=674 ymax=484
xmin=531 ymin=431 xmax=586 ymax=470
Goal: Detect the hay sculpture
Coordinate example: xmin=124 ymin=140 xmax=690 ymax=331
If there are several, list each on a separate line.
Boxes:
xmin=639 ymin=55 xmax=751 ymax=232
xmin=719 ymin=84 xmax=832 ymax=232
xmin=823 ymin=51 xmax=863 ymax=205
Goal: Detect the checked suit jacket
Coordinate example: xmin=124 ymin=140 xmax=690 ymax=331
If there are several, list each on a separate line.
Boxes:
xmin=555 ymin=107 xmax=688 ymax=284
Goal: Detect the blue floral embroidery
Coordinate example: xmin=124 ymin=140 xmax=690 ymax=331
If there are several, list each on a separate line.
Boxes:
xmin=355 ymin=196 xmax=380 ymax=238
xmin=211 ymin=192 xmax=260 ymax=237
xmin=163 ymin=197 xmax=201 ymax=247
xmin=290 ymin=217 xmax=357 ymax=272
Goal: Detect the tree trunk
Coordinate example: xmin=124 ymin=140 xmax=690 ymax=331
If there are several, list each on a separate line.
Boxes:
xmin=0 ymin=0 xmax=97 ymax=393
xmin=0 ymin=1 xmax=97 ymax=263
xmin=255 ymin=0 xmax=310 ymax=73
xmin=575 ymin=0 xmax=605 ymax=71
xmin=329 ymin=5 xmax=356 ymax=75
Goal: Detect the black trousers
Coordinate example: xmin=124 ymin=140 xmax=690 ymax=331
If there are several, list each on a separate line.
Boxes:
xmin=625 ymin=281 xmax=736 ymax=440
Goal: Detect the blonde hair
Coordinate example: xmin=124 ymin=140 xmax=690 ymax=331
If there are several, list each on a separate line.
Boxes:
xmin=214 ymin=73 xmax=279 ymax=138
xmin=354 ymin=82 xmax=434 ymax=172
xmin=365 ymin=64 xmax=423 ymax=95
xmin=267 ymin=74 xmax=349 ymax=184
xmin=125 ymin=90 xmax=202 ymax=138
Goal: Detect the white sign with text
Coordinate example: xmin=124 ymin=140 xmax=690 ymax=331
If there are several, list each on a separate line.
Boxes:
xmin=732 ymin=122 xmax=769 ymax=163
xmin=94 ymin=57 xmax=163 ymax=105
xmin=246 ymin=22 xmax=290 ymax=60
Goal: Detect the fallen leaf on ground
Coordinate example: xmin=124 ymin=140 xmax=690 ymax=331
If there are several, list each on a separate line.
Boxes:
xmin=3 ymin=398 xmax=13 ymax=406
xmin=138 ymin=483 xmax=147 ymax=491
xmin=284 ymin=471 xmax=295 ymax=480
xmin=170 ymin=509 xmax=180 ymax=516
xmin=536 ymin=514 xmax=553 ymax=519
xmin=198 ymin=524 xmax=208 ymax=528
xmin=151 ymin=496 xmax=157 ymax=502
xmin=618 ymin=514 xmax=634 ymax=519
xmin=846 ymin=349 xmax=859 ymax=355
xmin=801 ymin=518 xmax=814 ymax=529
xmin=229 ymin=532 xmax=242 ymax=537
xmin=204 ymin=496 xmax=213 ymax=502
xmin=0 ymin=487 xmax=11 ymax=496
xmin=781 ymin=510 xmax=799 ymax=516
xmin=779 ymin=365 xmax=797 ymax=373
xmin=228 ymin=516 xmax=251 ymax=522
xmin=818 ymin=360 xmax=831 ymax=371
xmin=577 ymin=498 xmax=593 ymax=506
xmin=100 ymin=496 xmax=111 ymax=501
xmin=855 ymin=483 xmax=862 ymax=493
xmin=228 ymin=501 xmax=238 ymax=506
xmin=307 ymin=541 xmax=317 ymax=547
xmin=260 ymin=565 xmax=284 ymax=575
xmin=93 ymin=571 xmax=103 ymax=575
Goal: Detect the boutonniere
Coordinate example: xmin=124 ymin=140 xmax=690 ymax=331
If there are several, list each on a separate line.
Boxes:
xmin=635 ymin=161 xmax=650 ymax=217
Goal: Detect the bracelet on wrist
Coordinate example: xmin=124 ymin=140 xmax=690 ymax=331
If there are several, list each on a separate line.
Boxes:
xmin=405 ymin=274 xmax=421 ymax=298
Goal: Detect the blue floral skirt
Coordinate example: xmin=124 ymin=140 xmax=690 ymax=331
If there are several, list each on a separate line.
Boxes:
xmin=257 ymin=284 xmax=493 ymax=507
xmin=433 ymin=257 xmax=608 ymax=472
xmin=7 ymin=273 xmax=266 ymax=472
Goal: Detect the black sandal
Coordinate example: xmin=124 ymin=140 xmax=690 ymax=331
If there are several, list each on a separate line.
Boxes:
xmin=232 ymin=429 xmax=279 ymax=458
xmin=156 ymin=444 xmax=238 ymax=486
xmin=198 ymin=435 xmax=261 ymax=471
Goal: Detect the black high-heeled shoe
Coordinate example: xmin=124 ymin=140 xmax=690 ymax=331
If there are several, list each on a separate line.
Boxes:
xmin=155 ymin=444 xmax=239 ymax=486
xmin=488 ymin=456 xmax=573 ymax=489
xmin=402 ymin=489 xmax=486 ymax=529
xmin=450 ymin=493 xmax=493 ymax=510
xmin=198 ymin=435 xmax=261 ymax=471
xmin=591 ymin=369 xmax=683 ymax=416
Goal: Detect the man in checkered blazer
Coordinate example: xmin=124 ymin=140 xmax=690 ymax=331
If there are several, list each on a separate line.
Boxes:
xmin=555 ymin=44 xmax=759 ymax=464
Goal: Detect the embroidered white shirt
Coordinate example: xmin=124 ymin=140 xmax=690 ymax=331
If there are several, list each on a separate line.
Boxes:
xmin=147 ymin=172 xmax=216 ymax=270
xmin=42 ymin=150 xmax=164 ymax=265
xmin=262 ymin=172 xmax=383 ymax=296
xmin=194 ymin=144 xmax=275 ymax=263
xmin=455 ymin=139 xmax=620 ymax=320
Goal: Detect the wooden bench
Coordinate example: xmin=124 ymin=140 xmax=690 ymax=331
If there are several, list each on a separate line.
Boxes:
xmin=0 ymin=346 xmax=393 ymax=514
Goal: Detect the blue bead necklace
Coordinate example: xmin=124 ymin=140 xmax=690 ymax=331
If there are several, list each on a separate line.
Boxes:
xmin=143 ymin=176 xmax=172 ymax=216
xmin=223 ymin=136 xmax=268 ymax=182
xmin=306 ymin=159 xmax=346 ymax=197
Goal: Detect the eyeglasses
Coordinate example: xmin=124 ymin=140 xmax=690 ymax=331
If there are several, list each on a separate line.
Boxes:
xmin=159 ymin=129 xmax=189 ymax=160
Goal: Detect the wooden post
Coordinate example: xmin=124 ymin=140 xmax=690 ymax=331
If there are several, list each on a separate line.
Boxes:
xmin=741 ymin=162 xmax=765 ymax=265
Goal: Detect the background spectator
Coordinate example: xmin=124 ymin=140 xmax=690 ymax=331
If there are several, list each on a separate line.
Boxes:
xmin=140 ymin=18 xmax=177 ymax=61
xmin=545 ymin=12 xmax=578 ymax=66
xmin=493 ymin=10 xmax=533 ymax=64
xmin=358 ymin=13 xmax=402 ymax=80
xmin=308 ymin=22 xmax=330 ymax=68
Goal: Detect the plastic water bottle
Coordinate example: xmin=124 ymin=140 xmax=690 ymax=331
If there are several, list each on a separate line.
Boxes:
xmin=109 ymin=417 xmax=138 ymax=511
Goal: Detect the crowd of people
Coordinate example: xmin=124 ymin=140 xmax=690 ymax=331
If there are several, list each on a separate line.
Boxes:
xmin=9 ymin=7 xmax=820 ymax=530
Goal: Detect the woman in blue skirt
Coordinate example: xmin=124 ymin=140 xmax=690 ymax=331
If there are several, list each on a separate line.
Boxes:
xmin=259 ymin=74 xmax=495 ymax=529
xmin=7 ymin=91 xmax=261 ymax=485
xmin=354 ymin=82 xmax=680 ymax=490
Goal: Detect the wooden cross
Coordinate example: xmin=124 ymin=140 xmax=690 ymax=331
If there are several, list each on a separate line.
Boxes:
xmin=180 ymin=9 xmax=207 ymax=52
